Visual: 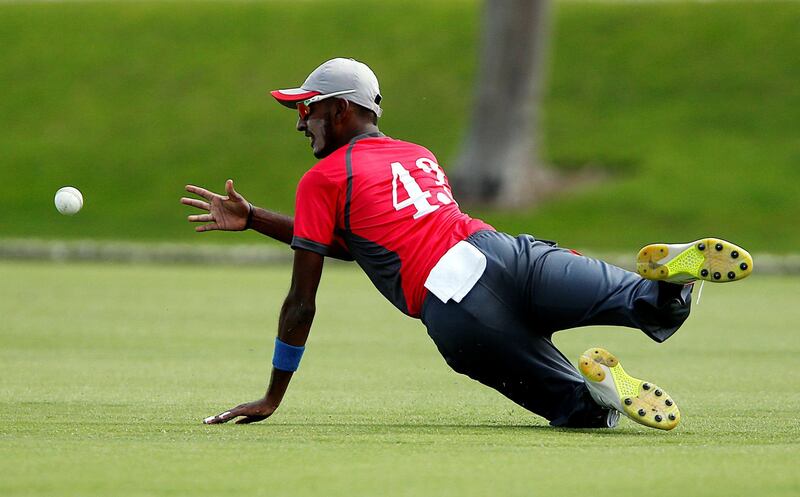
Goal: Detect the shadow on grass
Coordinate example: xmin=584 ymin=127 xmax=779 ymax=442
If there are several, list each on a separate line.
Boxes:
xmin=214 ymin=422 xmax=657 ymax=437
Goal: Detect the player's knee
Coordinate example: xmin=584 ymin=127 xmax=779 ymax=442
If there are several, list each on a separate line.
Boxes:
xmin=441 ymin=352 xmax=468 ymax=374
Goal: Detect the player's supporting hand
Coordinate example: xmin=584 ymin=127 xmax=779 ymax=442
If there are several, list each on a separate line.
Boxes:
xmin=203 ymin=398 xmax=277 ymax=425
xmin=181 ymin=179 xmax=250 ymax=232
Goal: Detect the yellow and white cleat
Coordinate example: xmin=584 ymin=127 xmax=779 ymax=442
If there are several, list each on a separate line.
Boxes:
xmin=636 ymin=238 xmax=753 ymax=284
xmin=579 ymin=347 xmax=680 ymax=431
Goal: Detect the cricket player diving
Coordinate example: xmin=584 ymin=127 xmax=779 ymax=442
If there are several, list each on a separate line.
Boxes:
xmin=181 ymin=58 xmax=753 ymax=430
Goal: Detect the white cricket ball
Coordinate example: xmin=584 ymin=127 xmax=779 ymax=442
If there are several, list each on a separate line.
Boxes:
xmin=54 ymin=186 xmax=83 ymax=215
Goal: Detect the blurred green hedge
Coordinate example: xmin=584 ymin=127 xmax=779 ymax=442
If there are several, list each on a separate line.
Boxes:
xmin=1 ymin=1 xmax=798 ymax=251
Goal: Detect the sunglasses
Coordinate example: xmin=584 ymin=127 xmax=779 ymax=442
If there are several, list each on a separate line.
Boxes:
xmin=297 ymin=89 xmax=357 ymax=119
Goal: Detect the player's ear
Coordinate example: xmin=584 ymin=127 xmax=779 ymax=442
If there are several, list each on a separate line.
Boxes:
xmin=332 ymin=98 xmax=350 ymax=123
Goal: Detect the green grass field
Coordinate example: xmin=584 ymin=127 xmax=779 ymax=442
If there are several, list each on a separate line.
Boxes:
xmin=2 ymin=260 xmax=798 ymax=496
xmin=2 ymin=1 xmax=799 ymax=250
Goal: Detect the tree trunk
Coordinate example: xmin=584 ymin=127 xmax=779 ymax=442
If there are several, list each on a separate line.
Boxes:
xmin=452 ymin=0 xmax=552 ymax=207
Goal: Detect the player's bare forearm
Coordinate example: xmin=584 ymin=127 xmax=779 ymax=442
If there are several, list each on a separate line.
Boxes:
xmin=248 ymin=206 xmax=294 ymax=244
xmin=262 ymin=368 xmax=294 ymax=410
xmin=248 ymin=206 xmax=351 ymax=261
xmin=203 ymin=250 xmax=324 ymax=425
xmin=178 ymin=176 xmax=347 ymax=260
xmin=276 ymin=294 xmax=316 ymax=346
xmin=262 ymin=295 xmax=316 ymax=408
xmin=261 ymin=251 xmax=322 ymax=409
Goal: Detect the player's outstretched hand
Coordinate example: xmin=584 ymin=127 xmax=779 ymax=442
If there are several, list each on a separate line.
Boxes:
xmin=203 ymin=398 xmax=277 ymax=425
xmin=181 ymin=179 xmax=250 ymax=232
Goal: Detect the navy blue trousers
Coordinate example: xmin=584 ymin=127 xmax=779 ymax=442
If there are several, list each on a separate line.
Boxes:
xmin=420 ymin=231 xmax=692 ymax=428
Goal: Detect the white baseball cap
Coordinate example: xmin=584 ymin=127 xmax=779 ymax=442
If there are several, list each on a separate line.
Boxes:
xmin=271 ymin=58 xmax=383 ymax=117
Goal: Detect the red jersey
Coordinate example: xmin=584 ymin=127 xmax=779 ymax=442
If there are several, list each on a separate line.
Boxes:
xmin=291 ymin=133 xmax=494 ymax=317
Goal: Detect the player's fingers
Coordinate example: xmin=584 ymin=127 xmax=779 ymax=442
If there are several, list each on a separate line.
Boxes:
xmin=225 ymin=179 xmax=242 ymax=200
xmin=235 ymin=416 xmax=267 ymax=425
xmin=188 ymin=213 xmax=213 ymax=223
xmin=195 ymin=223 xmax=220 ymax=233
xmin=185 ymin=184 xmax=216 ymax=201
xmin=203 ymin=410 xmax=236 ymax=425
xmin=180 ymin=197 xmax=210 ymax=211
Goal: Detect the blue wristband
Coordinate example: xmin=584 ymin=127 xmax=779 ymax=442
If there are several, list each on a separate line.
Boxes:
xmin=272 ymin=337 xmax=305 ymax=372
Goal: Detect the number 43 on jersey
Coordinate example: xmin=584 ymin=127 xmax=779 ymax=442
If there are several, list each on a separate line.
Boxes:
xmin=391 ymin=158 xmax=456 ymax=219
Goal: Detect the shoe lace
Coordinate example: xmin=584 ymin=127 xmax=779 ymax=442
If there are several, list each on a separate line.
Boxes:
xmin=606 ymin=409 xmax=621 ymax=428
xmin=695 ymin=280 xmax=705 ymax=305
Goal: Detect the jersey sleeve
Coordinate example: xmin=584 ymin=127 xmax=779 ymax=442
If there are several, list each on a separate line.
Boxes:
xmin=291 ymin=168 xmax=343 ymax=256
xmin=330 ymin=231 xmax=354 ymax=261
